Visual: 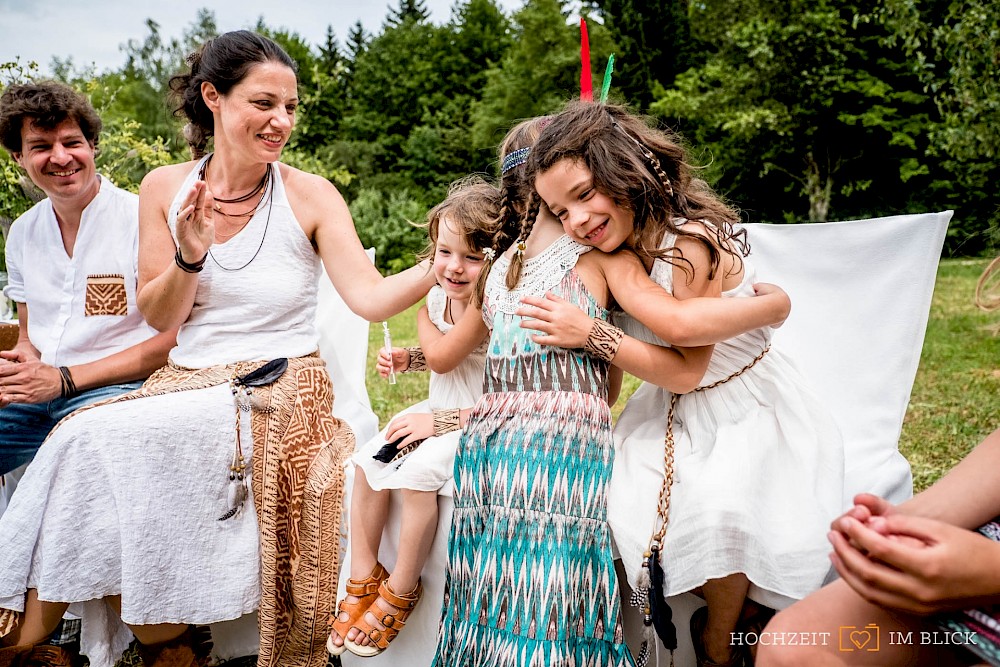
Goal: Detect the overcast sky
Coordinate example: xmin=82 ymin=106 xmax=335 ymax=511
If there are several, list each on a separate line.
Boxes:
xmin=0 ymin=0 xmax=525 ymax=75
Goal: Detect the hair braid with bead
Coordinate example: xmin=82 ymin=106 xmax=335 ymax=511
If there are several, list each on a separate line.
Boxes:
xmin=471 ymin=183 xmax=517 ymax=308
xmin=506 ymin=192 xmax=540 ymax=290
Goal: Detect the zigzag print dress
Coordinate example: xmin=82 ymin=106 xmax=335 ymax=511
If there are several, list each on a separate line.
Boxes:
xmin=432 ymin=235 xmax=635 ymax=667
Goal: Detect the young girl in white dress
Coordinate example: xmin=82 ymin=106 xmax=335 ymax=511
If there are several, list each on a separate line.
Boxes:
xmin=328 ymin=177 xmax=496 ymax=658
xmin=525 ymin=101 xmax=845 ymax=667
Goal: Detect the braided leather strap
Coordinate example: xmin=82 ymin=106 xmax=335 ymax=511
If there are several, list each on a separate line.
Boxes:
xmin=432 ymin=408 xmax=461 ymax=436
xmin=648 ymin=345 xmax=772 ymax=551
xmin=584 ymin=318 xmax=625 ymax=363
xmin=402 ymin=347 xmax=427 ymax=373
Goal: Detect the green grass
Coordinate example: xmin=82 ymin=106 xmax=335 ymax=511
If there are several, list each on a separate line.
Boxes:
xmin=365 ymin=258 xmax=999 ymax=493
xmin=899 ymin=258 xmax=1000 ymax=491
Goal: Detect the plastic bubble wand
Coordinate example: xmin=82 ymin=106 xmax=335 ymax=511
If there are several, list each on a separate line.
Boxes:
xmin=382 ymin=322 xmax=397 ymax=385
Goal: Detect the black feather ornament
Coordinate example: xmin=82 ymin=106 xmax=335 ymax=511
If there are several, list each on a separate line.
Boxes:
xmin=647 ymin=545 xmax=677 ymax=651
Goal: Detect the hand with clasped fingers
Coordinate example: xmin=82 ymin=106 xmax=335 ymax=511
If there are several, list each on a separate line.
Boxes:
xmin=0 ymin=347 xmax=61 ymax=407
xmin=376 ymin=347 xmax=412 ymax=378
xmin=175 ymin=180 xmax=216 ymax=265
xmin=829 ymin=493 xmax=1000 ymax=615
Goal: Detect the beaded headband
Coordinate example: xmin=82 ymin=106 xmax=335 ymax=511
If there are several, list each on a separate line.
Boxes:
xmin=501 ymin=147 xmax=530 ymax=176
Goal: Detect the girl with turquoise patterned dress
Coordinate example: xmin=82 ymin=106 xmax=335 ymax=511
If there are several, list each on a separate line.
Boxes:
xmin=425 ymin=117 xmax=792 ymax=667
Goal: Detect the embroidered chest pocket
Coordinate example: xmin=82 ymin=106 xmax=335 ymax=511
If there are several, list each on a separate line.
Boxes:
xmin=85 ymin=274 xmax=128 ymax=316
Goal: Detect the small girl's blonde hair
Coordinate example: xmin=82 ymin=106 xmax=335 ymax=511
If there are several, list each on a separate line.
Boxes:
xmin=419 ymin=175 xmax=502 ymax=306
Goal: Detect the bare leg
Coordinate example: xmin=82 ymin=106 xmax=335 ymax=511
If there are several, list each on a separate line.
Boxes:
xmin=757 ymin=579 xmax=973 ymax=667
xmin=127 ymin=623 xmax=189 ymax=646
xmin=335 ymin=469 xmax=390 ymax=648
xmin=108 ymin=596 xmax=191 ymax=647
xmin=700 ymin=573 xmax=750 ymax=664
xmin=355 ymin=489 xmax=438 ymax=647
xmin=0 ymin=590 xmax=67 ymax=646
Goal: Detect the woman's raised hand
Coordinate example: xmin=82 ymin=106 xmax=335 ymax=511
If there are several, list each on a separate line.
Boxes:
xmin=175 ymin=180 xmax=216 ymax=263
xmin=517 ymin=292 xmax=596 ymax=349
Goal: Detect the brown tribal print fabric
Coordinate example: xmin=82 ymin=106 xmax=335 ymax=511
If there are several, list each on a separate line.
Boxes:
xmin=0 ymin=354 xmax=352 ymax=667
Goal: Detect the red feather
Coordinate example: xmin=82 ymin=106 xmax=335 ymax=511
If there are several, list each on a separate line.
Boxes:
xmin=580 ymin=18 xmax=593 ymax=101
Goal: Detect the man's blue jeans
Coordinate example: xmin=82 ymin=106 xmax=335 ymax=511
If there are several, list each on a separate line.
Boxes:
xmin=0 ymin=382 xmax=142 ymax=474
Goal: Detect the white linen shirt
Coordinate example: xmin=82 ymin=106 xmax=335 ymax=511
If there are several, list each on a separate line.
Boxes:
xmin=3 ymin=175 xmax=158 ymax=367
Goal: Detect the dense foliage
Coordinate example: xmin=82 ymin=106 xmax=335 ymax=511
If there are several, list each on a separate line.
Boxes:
xmin=1 ymin=0 xmax=997 ymax=274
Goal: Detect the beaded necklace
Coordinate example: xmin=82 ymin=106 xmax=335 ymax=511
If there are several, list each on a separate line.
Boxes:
xmin=198 ymin=156 xmax=274 ymax=272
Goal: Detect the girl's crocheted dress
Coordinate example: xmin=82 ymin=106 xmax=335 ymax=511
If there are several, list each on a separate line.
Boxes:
xmin=432 ymin=235 xmax=634 ymax=666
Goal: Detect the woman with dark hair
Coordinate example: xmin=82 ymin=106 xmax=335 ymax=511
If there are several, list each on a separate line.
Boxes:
xmin=0 ymin=30 xmax=434 ymax=667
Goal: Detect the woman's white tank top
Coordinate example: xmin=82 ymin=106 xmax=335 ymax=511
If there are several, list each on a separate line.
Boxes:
xmin=166 ymin=157 xmax=320 ymax=368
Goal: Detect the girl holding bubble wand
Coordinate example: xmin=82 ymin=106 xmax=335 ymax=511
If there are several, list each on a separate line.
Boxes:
xmin=328 ymin=177 xmax=499 ymax=657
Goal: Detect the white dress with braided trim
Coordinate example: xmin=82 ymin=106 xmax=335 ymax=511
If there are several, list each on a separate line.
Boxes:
xmin=352 ymin=285 xmax=486 ymax=494
xmin=608 ymin=225 xmax=845 ymax=610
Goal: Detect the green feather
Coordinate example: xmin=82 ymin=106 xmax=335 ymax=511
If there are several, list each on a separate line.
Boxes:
xmin=599 ymin=54 xmax=615 ymax=103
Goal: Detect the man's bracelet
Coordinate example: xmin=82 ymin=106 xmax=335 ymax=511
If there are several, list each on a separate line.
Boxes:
xmin=402 ymin=346 xmax=428 ymax=373
xmin=432 ymin=408 xmax=461 ymax=436
xmin=584 ymin=319 xmax=625 ymax=363
xmin=58 ymin=366 xmax=79 ymax=399
xmin=175 ymin=248 xmax=207 ymax=273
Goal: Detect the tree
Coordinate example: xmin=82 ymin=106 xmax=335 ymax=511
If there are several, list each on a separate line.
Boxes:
xmin=653 ymin=0 xmax=936 ymax=224
xmin=469 ymin=0 xmax=612 ymax=150
xmin=870 ymin=0 xmax=1000 ymax=250
xmin=596 ymin=0 xmax=694 ymax=108
xmin=385 ymin=0 xmax=432 ymax=27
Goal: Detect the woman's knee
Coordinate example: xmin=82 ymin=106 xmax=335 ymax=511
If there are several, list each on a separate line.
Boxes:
xmin=755 ymin=605 xmax=835 ymax=666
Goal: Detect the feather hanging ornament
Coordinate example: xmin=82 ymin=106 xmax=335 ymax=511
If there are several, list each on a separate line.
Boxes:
xmin=630 ymin=552 xmax=654 ymax=667
xmin=599 ymin=54 xmax=615 ymax=104
xmin=648 ymin=545 xmax=677 ymax=652
xmin=630 ymin=547 xmax=677 ymax=666
xmin=580 ymin=18 xmax=593 ymax=101
xmin=218 ymin=358 xmax=288 ymax=521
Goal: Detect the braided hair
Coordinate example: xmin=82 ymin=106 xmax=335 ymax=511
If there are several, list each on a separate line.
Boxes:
xmin=488 ymin=116 xmax=553 ymax=294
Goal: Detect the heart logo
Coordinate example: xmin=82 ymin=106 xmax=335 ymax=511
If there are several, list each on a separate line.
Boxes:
xmin=850 ymin=630 xmax=872 ymax=649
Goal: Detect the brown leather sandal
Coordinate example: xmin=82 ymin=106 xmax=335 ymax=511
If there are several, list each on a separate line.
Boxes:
xmin=326 ymin=562 xmax=389 ymax=656
xmin=345 ymin=579 xmax=422 ymax=657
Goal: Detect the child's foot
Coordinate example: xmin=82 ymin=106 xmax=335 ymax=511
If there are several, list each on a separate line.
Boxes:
xmin=327 ymin=562 xmax=389 ymax=656
xmin=345 ymin=579 xmax=423 ymax=657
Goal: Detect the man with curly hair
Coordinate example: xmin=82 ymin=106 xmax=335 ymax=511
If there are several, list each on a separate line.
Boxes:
xmin=0 ymin=81 xmax=175 ymax=476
